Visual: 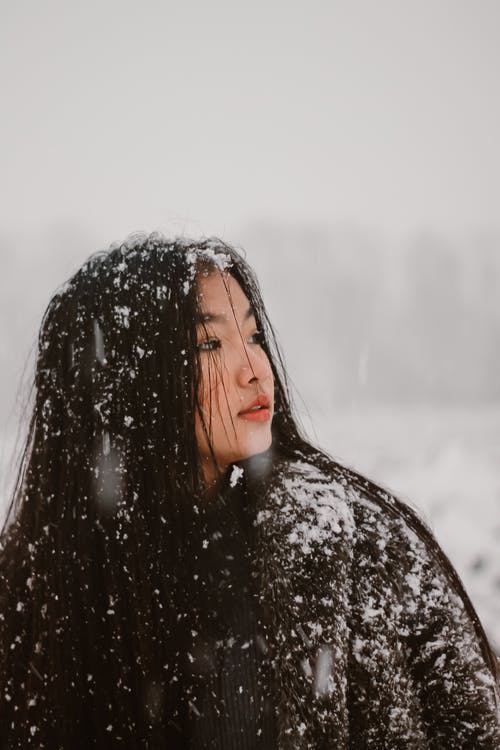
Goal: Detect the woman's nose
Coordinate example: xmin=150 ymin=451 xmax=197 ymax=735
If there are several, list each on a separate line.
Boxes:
xmin=235 ymin=344 xmax=268 ymax=387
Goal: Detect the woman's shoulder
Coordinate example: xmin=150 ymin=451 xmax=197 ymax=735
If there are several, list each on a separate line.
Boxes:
xmin=278 ymin=447 xmax=499 ymax=676
xmin=253 ymin=448 xmax=357 ymax=552
xmin=268 ymin=445 xmax=428 ymax=540
xmin=269 ymin=447 xmax=488 ymax=619
xmin=254 ymin=445 xmax=431 ymax=563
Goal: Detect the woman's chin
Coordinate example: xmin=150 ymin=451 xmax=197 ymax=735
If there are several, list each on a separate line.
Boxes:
xmin=237 ymin=429 xmax=273 ymax=462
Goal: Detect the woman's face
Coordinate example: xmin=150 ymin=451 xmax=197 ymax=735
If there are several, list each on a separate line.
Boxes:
xmin=194 ymin=271 xmax=274 ymax=487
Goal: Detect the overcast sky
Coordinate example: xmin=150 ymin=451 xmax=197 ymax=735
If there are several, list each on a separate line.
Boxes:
xmin=1 ymin=0 xmax=499 ymax=249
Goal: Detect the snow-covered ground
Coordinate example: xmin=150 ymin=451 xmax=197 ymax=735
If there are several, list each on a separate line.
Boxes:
xmin=1 ymin=404 xmax=499 ymax=651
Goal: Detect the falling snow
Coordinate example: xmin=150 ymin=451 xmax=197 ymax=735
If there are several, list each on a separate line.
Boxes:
xmin=229 ymin=465 xmax=244 ymax=488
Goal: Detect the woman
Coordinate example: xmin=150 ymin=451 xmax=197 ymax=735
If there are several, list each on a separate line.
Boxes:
xmin=0 ymin=233 xmax=498 ymax=749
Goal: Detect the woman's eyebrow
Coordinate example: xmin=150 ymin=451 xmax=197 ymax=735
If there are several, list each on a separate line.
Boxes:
xmin=195 ymin=305 xmax=255 ymax=325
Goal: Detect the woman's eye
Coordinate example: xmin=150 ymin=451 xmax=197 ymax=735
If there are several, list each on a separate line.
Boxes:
xmin=248 ymin=330 xmax=264 ymax=345
xmin=197 ymin=331 xmax=263 ymax=352
xmin=197 ymin=339 xmax=221 ymax=352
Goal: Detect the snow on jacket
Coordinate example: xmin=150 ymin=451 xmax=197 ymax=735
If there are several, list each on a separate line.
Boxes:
xmin=249 ymin=449 xmax=500 ymax=748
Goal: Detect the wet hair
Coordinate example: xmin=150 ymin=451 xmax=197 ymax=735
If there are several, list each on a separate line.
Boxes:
xmin=0 ymin=234 xmax=497 ymax=746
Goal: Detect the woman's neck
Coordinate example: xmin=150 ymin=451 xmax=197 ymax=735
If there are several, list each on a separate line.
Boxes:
xmin=201 ymin=458 xmax=227 ymax=500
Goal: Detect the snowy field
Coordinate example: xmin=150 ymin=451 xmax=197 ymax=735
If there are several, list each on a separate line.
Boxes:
xmin=1 ymin=403 xmax=499 ymax=652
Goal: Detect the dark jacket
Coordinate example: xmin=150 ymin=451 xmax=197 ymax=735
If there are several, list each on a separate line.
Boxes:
xmin=1 ymin=449 xmax=498 ymax=748
xmin=241 ymin=449 xmax=500 ymax=748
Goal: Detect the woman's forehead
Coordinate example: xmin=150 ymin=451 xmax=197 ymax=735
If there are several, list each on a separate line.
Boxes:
xmin=196 ymin=272 xmax=252 ymax=321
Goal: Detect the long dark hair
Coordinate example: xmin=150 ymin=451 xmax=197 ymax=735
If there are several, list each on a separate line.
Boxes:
xmin=0 ymin=234 xmax=497 ymax=747
xmin=0 ymin=234 xmax=310 ymax=747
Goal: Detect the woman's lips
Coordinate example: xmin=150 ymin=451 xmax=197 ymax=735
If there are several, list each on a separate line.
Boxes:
xmin=238 ymin=407 xmax=271 ymax=422
xmin=238 ymin=393 xmax=272 ymax=421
